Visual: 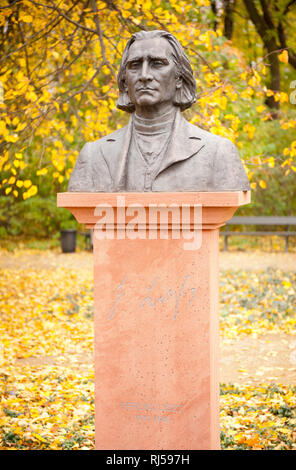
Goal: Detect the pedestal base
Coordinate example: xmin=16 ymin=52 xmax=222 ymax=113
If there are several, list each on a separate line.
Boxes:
xmin=57 ymin=191 xmax=250 ymax=450
xmin=94 ymin=231 xmax=219 ymax=450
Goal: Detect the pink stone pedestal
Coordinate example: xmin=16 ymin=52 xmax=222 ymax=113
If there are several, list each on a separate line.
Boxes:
xmin=57 ymin=191 xmax=250 ymax=450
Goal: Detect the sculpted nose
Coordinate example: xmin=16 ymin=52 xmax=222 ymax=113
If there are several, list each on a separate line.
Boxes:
xmin=139 ymin=61 xmax=152 ymax=82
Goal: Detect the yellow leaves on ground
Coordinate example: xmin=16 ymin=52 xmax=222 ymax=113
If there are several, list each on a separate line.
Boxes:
xmin=0 ymin=259 xmax=94 ymax=449
xmin=0 ymin=367 xmax=94 ymax=450
xmin=220 ymin=384 xmax=296 ymax=450
xmin=219 ymin=269 xmax=296 ymax=338
xmin=0 ymin=265 xmax=93 ymax=362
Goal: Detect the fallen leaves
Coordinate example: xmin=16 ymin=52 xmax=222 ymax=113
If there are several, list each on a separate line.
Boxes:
xmin=220 ymin=268 xmax=296 ymax=338
xmin=0 ymin=367 xmax=94 ymax=450
xmin=0 ymin=267 xmax=93 ymax=362
xmin=220 ymin=384 xmax=296 ymax=450
xmin=0 ymin=260 xmax=95 ymax=449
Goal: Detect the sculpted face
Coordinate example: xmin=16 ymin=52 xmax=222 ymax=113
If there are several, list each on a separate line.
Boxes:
xmin=125 ymin=37 xmax=181 ymax=117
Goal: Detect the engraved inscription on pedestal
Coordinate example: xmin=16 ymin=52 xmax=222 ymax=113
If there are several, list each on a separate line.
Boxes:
xmin=120 ymin=401 xmax=183 ymax=424
xmin=107 ymin=274 xmax=196 ymax=321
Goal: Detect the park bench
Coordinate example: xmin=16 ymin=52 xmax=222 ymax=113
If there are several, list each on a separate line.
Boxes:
xmin=221 ymin=216 xmax=296 ymax=251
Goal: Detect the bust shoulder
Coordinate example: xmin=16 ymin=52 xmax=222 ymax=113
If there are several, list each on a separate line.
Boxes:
xmin=87 ymin=125 xmax=129 ymax=151
xmin=182 ymin=118 xmax=235 ymax=156
xmin=184 ymin=119 xmax=229 ymax=146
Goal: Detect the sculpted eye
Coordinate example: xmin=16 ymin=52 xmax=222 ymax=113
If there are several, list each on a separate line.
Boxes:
xmin=128 ymin=61 xmax=140 ymax=70
xmin=152 ymin=60 xmax=165 ymax=67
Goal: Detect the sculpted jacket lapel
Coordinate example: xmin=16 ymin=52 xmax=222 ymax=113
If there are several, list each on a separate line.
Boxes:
xmin=155 ymin=110 xmax=205 ymax=179
xmin=100 ymin=110 xmax=205 ymax=191
xmin=100 ymin=117 xmax=133 ymax=191
xmin=115 ymin=116 xmax=133 ymax=191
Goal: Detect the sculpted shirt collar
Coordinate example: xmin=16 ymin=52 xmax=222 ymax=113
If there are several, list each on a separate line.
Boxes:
xmin=100 ymin=108 xmax=205 ymax=191
xmin=133 ymin=108 xmax=176 ymax=171
xmin=133 ymin=108 xmax=176 ymax=135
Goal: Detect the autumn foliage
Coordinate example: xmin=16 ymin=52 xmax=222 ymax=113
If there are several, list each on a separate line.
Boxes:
xmin=0 ymin=0 xmax=295 ymax=227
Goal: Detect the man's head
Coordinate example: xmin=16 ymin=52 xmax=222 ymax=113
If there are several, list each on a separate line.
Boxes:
xmin=117 ymin=30 xmax=197 ymax=114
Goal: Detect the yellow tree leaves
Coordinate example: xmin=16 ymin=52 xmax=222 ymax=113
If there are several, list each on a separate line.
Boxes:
xmin=279 ymin=50 xmax=289 ymax=64
xmin=0 ymin=0 xmax=295 ymax=199
xmin=36 ymin=168 xmax=48 ymax=176
xmin=243 ymin=123 xmax=256 ymax=140
xmin=259 ymin=180 xmax=267 ymax=189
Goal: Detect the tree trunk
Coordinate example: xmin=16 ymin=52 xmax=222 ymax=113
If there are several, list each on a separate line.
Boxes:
xmin=243 ymin=0 xmax=280 ymax=115
xmin=210 ymin=0 xmax=218 ymax=31
xmin=265 ymin=44 xmax=280 ymax=114
xmin=223 ymin=0 xmax=236 ymax=40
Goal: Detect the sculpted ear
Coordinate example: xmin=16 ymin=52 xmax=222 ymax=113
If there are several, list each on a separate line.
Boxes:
xmin=176 ymin=75 xmax=182 ymax=89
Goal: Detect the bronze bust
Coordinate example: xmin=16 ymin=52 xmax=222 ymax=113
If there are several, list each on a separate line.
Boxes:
xmin=68 ymin=30 xmax=250 ymax=192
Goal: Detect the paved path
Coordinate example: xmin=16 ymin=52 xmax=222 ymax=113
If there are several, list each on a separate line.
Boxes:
xmin=220 ymin=333 xmax=296 ymax=385
xmin=219 ymin=251 xmax=296 ymax=271
xmin=1 ymin=250 xmax=296 ymax=271
xmin=14 ymin=333 xmax=296 ymax=386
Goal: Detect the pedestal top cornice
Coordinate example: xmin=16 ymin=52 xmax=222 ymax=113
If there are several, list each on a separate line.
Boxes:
xmin=57 ymin=191 xmax=251 ymax=230
xmin=58 ymin=191 xmax=250 ymax=207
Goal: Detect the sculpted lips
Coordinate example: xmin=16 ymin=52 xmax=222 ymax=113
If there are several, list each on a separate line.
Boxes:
xmin=136 ymin=87 xmax=156 ymax=92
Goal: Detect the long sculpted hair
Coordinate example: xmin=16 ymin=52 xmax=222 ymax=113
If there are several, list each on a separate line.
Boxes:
xmin=116 ymin=30 xmax=197 ymax=113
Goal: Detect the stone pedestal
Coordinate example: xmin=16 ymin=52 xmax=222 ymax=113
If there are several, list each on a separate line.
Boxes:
xmin=57 ymin=191 xmax=250 ymax=450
